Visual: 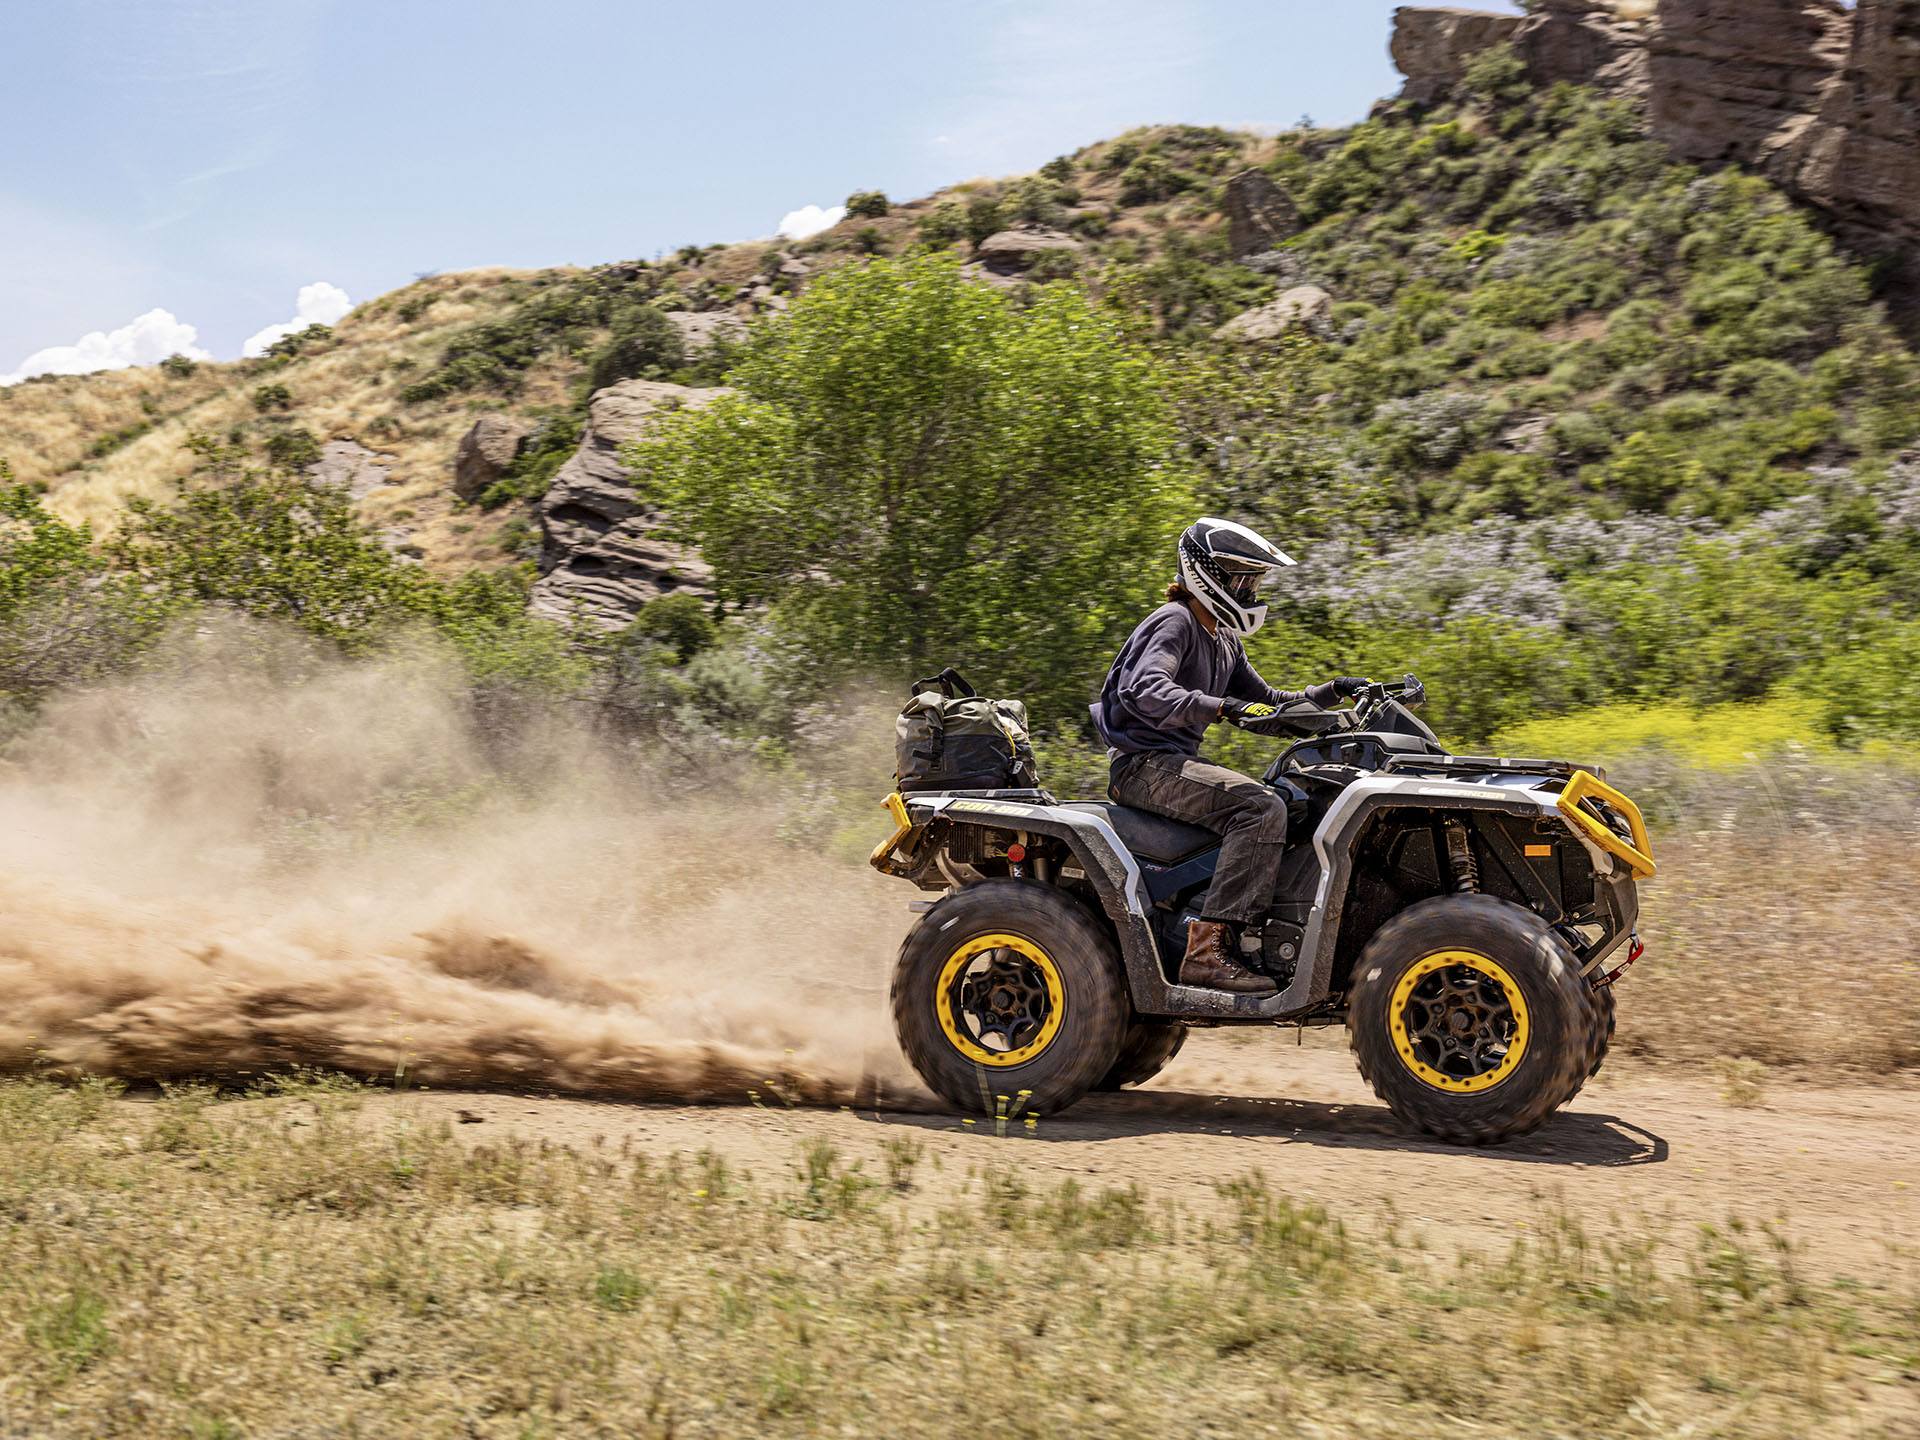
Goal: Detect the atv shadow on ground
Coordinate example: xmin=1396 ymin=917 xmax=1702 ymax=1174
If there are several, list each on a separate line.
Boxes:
xmin=865 ymin=1089 xmax=1668 ymax=1169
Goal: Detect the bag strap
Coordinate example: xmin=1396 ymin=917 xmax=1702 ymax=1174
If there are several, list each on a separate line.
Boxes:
xmin=912 ymin=666 xmax=976 ymax=699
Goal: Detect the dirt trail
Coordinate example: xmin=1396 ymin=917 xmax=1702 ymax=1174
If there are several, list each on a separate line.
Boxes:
xmin=382 ymin=1032 xmax=1920 ymax=1276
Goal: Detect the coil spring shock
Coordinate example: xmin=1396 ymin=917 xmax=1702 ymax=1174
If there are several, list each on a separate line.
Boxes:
xmin=1443 ymin=816 xmax=1479 ymax=893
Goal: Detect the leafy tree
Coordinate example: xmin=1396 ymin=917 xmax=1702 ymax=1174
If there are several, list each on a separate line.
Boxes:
xmin=628 ymin=255 xmax=1195 ymax=716
xmin=845 ymin=189 xmax=890 ymax=219
xmin=0 ymin=467 xmax=169 ymax=705
xmin=109 ymin=435 xmax=430 ymax=649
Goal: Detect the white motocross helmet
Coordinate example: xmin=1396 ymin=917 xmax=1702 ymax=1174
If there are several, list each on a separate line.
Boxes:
xmin=1176 ymin=516 xmax=1295 ymax=637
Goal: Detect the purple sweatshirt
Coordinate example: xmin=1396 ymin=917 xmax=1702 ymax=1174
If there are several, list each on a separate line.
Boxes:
xmin=1089 ymin=602 xmax=1332 ymax=757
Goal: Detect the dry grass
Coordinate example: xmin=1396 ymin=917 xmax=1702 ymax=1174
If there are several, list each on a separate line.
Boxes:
xmin=1 ymin=1075 xmax=1914 ymax=1439
xmin=1620 ymin=769 xmax=1920 ymax=1076
xmin=0 ymin=268 xmax=573 ymax=571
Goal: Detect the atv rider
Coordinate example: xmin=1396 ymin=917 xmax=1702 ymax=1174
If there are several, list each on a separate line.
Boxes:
xmin=1090 ymin=517 xmax=1369 ymax=996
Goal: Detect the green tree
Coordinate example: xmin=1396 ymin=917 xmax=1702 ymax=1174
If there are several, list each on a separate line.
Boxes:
xmin=0 ymin=468 xmax=169 ymax=705
xmin=109 ymin=436 xmax=430 ymax=648
xmin=627 ymin=255 xmax=1195 ymax=717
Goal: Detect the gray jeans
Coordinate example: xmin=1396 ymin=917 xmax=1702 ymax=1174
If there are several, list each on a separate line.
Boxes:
xmin=1109 ymin=751 xmax=1288 ymax=926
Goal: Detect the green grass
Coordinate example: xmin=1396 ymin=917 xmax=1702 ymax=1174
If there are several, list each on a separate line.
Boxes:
xmin=0 ymin=1075 xmax=1912 ymax=1438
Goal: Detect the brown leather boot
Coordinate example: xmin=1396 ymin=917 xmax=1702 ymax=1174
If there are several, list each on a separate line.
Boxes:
xmin=1179 ymin=919 xmax=1278 ymax=995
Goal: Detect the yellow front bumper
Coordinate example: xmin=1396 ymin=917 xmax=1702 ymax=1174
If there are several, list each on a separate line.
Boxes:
xmin=1556 ymin=771 xmax=1656 ymax=881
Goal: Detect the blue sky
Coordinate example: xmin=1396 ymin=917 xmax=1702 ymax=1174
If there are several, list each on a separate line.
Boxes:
xmin=0 ymin=0 xmax=1519 ymax=380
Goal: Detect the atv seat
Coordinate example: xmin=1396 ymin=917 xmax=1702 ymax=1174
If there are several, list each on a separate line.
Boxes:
xmin=1061 ymin=801 xmax=1219 ymax=865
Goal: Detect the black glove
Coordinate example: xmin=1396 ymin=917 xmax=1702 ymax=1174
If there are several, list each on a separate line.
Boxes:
xmin=1221 ymin=699 xmax=1279 ymax=725
xmin=1332 ymin=676 xmax=1372 ymax=699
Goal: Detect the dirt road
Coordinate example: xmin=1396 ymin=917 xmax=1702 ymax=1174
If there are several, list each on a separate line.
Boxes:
xmin=380 ymin=1031 xmax=1920 ymax=1277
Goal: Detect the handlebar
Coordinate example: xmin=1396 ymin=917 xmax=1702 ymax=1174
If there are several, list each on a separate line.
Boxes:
xmin=1229 ymin=673 xmax=1426 ymax=737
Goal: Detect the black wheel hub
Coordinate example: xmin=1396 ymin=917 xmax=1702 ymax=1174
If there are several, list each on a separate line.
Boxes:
xmin=955 ymin=952 xmax=1051 ymax=1055
xmin=1401 ymin=964 xmax=1518 ymax=1084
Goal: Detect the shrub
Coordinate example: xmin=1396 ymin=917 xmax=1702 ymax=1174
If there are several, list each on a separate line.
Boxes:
xmin=159 ymin=353 xmax=197 ymax=379
xmin=251 ymin=382 xmax=293 ymax=412
xmin=263 ymin=428 xmax=322 ymax=472
xmin=916 ymin=203 xmax=967 ymax=248
xmin=619 ymin=593 xmax=718 ymax=663
xmin=1117 ymin=154 xmax=1192 ymax=206
xmin=844 ymin=190 xmax=889 ymax=219
xmin=964 ymin=195 xmax=1005 ymax=247
xmin=585 ymin=307 xmax=684 ymax=393
xmin=263 ymin=324 xmax=332 ymax=362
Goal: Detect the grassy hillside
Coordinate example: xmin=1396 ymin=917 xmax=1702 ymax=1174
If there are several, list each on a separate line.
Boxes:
xmin=6 ymin=44 xmax=1920 ymax=749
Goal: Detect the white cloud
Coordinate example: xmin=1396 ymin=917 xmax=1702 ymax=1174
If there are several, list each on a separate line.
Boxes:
xmin=777 ymin=204 xmax=846 ymax=241
xmin=241 ymin=280 xmax=353 ymax=358
xmin=0 ymin=308 xmax=211 ymax=387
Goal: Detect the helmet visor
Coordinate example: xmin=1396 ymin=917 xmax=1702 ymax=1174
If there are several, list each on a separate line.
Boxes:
xmin=1222 ymin=567 xmax=1264 ymax=606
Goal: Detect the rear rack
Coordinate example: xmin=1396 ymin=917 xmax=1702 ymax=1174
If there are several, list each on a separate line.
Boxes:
xmin=1381 ymin=753 xmax=1596 ymax=780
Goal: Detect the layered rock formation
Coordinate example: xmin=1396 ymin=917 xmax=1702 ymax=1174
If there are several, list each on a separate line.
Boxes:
xmin=1391 ymin=0 xmax=1920 ymax=261
xmin=528 ymin=380 xmax=722 ymax=630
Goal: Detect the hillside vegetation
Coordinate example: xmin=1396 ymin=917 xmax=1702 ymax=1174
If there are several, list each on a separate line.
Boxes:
xmin=5 ymin=44 xmax=1920 ymax=755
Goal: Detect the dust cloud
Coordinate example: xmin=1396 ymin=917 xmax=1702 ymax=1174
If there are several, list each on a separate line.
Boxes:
xmin=0 ymin=623 xmax=918 ymax=1104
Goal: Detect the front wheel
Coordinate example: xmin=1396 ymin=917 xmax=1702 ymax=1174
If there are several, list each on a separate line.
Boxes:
xmin=891 ymin=880 xmax=1129 ymax=1116
xmin=1348 ymin=894 xmax=1600 ymax=1145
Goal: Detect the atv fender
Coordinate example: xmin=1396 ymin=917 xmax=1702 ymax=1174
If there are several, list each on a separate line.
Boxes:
xmin=892 ymin=794 xmax=1178 ymax=1013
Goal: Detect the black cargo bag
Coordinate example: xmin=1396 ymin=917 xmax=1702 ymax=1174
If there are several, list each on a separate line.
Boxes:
xmin=895 ymin=668 xmax=1039 ymax=793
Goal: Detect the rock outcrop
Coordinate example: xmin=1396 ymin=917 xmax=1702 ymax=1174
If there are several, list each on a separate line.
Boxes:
xmin=1516 ymin=0 xmax=1650 ymax=93
xmin=1390 ymin=0 xmax=1920 ymax=266
xmin=1224 ymin=169 xmax=1302 ymax=258
xmin=666 ymin=309 xmax=748 ymax=353
xmin=1216 ymin=285 xmax=1335 ymax=343
xmin=974 ymin=225 xmax=1085 ymax=275
xmin=1390 ymin=7 xmax=1525 ymax=104
xmin=309 ymin=439 xmax=395 ymax=500
xmin=528 ymin=380 xmax=723 ymax=630
xmin=452 ymin=414 xmax=531 ymax=502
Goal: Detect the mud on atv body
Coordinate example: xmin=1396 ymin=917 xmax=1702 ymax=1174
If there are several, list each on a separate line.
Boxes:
xmin=871 ymin=679 xmax=1652 ymax=1144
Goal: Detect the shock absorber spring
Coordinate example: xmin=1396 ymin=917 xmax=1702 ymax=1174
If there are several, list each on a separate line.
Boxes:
xmin=1443 ymin=816 xmax=1479 ymax=893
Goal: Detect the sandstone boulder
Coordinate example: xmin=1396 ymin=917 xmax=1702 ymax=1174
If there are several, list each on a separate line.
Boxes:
xmin=528 ymin=380 xmax=726 ymax=630
xmin=1225 ymin=169 xmax=1302 ymax=259
xmin=309 ymin=439 xmax=396 ymax=501
xmin=453 ymin=414 xmax=531 ymax=503
xmin=1215 ymin=286 xmax=1335 ymax=343
xmin=974 ymin=225 xmax=1085 ymax=275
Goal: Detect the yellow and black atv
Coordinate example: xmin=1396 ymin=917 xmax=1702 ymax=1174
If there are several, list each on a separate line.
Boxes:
xmin=870 ymin=677 xmax=1652 ymax=1145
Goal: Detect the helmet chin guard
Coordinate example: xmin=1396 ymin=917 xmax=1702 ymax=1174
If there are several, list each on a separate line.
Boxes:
xmin=1177 ymin=516 xmax=1294 ymax=637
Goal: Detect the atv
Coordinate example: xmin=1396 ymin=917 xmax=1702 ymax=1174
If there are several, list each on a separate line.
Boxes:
xmin=870 ymin=677 xmax=1653 ymax=1145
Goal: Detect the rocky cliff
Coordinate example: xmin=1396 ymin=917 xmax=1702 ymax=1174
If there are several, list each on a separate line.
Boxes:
xmin=1392 ymin=0 xmax=1920 ymax=263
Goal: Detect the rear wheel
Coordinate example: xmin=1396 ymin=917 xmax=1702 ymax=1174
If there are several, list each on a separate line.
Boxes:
xmin=892 ymin=880 xmax=1128 ymax=1116
xmin=1096 ymin=1019 xmax=1188 ymax=1091
xmin=1348 ymin=894 xmax=1597 ymax=1145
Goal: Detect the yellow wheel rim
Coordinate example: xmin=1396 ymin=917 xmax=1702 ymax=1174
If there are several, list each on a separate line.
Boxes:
xmin=935 ymin=933 xmax=1065 ymax=1068
xmin=1387 ymin=949 xmax=1530 ymax=1094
